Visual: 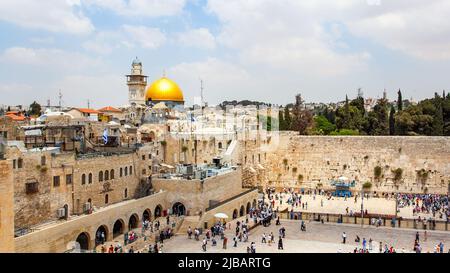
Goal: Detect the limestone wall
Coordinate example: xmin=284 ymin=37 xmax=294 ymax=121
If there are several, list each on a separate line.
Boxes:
xmin=199 ymin=189 xmax=259 ymax=229
xmin=0 ymin=160 xmax=14 ymax=252
xmin=152 ymin=168 xmax=244 ymax=214
xmin=14 ymin=191 xmax=168 ymax=253
xmin=6 ymin=142 xmax=159 ymax=230
xmin=244 ymin=133 xmax=450 ymax=194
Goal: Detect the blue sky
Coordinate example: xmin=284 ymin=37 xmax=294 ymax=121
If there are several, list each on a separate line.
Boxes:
xmin=0 ymin=0 xmax=449 ymax=108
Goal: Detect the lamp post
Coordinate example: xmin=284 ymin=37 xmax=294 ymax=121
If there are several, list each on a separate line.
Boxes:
xmin=361 ymin=188 xmax=364 ymax=227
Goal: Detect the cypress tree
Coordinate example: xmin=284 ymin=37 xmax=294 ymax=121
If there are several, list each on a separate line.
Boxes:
xmin=284 ymin=106 xmax=291 ymax=130
xmin=397 ymin=89 xmax=403 ymax=111
xmin=432 ymin=93 xmax=444 ymax=135
xmin=278 ymin=108 xmax=285 ymax=130
xmin=389 ymin=105 xmax=396 ymax=135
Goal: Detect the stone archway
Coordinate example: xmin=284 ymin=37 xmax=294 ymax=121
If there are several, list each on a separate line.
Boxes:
xmin=75 ymin=232 xmax=90 ymax=251
xmin=172 ymin=202 xmax=186 ymax=216
xmin=246 ymin=202 xmax=251 ymax=214
xmin=143 ymin=209 xmax=151 ymax=221
xmin=232 ymin=209 xmax=238 ymax=219
xmin=95 ymin=225 xmax=108 ymax=246
xmin=154 ymin=204 xmax=163 ymax=218
xmin=239 ymin=205 xmax=245 ymax=217
xmin=113 ymin=219 xmax=124 ymax=238
xmin=252 ymin=199 xmax=257 ymax=208
xmin=128 ymin=213 xmax=139 ymax=230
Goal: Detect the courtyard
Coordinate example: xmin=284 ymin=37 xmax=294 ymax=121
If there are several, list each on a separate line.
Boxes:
xmin=162 ymin=219 xmax=450 ymax=253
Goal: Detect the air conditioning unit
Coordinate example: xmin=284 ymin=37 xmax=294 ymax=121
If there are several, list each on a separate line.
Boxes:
xmin=83 ymin=202 xmax=91 ymax=212
xmin=57 ymin=208 xmax=66 ymax=218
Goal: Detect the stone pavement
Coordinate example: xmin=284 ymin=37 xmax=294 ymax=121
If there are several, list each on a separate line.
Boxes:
xmin=161 ymin=219 xmax=450 ymax=253
xmin=267 ymin=193 xmax=437 ymax=219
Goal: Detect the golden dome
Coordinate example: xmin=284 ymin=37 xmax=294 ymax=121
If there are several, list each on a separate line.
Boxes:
xmin=145 ymin=77 xmax=184 ymax=102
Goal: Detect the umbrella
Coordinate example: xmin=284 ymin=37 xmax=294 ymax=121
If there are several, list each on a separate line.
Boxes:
xmin=214 ymin=213 xmax=229 ymax=219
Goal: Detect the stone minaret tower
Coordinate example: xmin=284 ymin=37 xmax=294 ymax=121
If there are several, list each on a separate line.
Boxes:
xmin=127 ymin=57 xmax=148 ymax=105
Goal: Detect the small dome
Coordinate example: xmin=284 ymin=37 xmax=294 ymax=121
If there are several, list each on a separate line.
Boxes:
xmin=145 ymin=77 xmax=184 ymax=102
xmin=132 ymin=57 xmax=141 ymax=65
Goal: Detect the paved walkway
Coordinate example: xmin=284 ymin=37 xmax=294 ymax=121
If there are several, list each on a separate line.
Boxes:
xmin=267 ymin=193 xmax=440 ymax=219
xmin=162 ymin=219 xmax=450 ymax=253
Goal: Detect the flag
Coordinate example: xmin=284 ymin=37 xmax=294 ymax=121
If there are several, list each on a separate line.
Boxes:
xmin=102 ymin=129 xmax=108 ymax=144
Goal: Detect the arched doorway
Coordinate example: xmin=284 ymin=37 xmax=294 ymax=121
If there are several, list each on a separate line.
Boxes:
xmin=154 ymin=204 xmax=162 ymax=218
xmin=143 ymin=209 xmax=151 ymax=221
xmin=95 ymin=225 xmax=108 ymax=246
xmin=128 ymin=214 xmax=139 ymax=230
xmin=239 ymin=205 xmax=245 ymax=217
xmin=232 ymin=209 xmax=238 ymax=219
xmin=172 ymin=202 xmax=186 ymax=216
xmin=113 ymin=219 xmax=124 ymax=238
xmin=75 ymin=232 xmax=90 ymax=251
xmin=246 ymin=202 xmax=251 ymax=214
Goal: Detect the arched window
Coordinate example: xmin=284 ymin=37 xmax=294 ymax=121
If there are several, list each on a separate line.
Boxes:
xmin=120 ymin=168 xmax=123 ymax=177
xmin=105 ymin=194 xmax=109 ymax=204
xmin=129 ymin=166 xmax=133 ymax=175
xmin=88 ymin=173 xmax=92 ymax=184
xmin=81 ymin=174 xmax=86 ymax=185
xmin=105 ymin=170 xmax=109 ymax=181
xmin=99 ymin=171 xmax=103 ymax=182
xmin=124 ymin=167 xmax=128 ymax=176
xmin=110 ymin=169 xmax=114 ymax=179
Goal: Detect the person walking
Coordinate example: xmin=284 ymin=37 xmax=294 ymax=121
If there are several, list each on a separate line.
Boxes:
xmin=202 ymin=238 xmax=207 ymax=252
xmin=278 ymin=236 xmax=283 ymax=250
xmin=342 ymin=232 xmax=347 ymax=244
xmin=223 ymin=236 xmax=228 ymax=249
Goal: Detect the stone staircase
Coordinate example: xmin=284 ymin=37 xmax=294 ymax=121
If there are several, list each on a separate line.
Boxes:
xmin=176 ymin=216 xmax=201 ymax=234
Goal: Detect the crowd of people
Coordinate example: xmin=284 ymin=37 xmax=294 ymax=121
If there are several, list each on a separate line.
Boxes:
xmin=397 ymin=193 xmax=449 ymax=221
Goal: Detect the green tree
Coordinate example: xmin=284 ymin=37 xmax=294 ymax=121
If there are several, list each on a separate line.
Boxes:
xmin=284 ymin=106 xmax=292 ymax=130
xmin=313 ymin=115 xmax=336 ymax=135
xmin=432 ymin=93 xmax=444 ymax=135
xmin=389 ymin=105 xmax=396 ymax=135
xmin=371 ymin=97 xmax=389 ymax=135
xmin=278 ymin=108 xmax=285 ymax=130
xmin=28 ymin=101 xmax=42 ymax=116
xmin=291 ymin=94 xmax=313 ymax=135
xmin=397 ymin=89 xmax=403 ymax=111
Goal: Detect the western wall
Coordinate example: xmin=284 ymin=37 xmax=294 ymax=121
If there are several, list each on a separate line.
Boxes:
xmin=242 ymin=132 xmax=450 ymax=194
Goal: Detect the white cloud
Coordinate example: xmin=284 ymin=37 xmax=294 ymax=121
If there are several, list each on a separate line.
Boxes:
xmin=121 ymin=25 xmax=166 ymax=49
xmin=207 ymin=0 xmax=450 ymax=64
xmin=345 ymin=0 xmax=450 ymax=60
xmin=0 ymin=47 xmax=103 ymax=73
xmin=83 ymin=0 xmax=186 ymax=17
xmin=82 ymin=25 xmax=166 ymax=54
xmin=168 ymin=58 xmax=252 ymax=104
xmin=51 ymin=74 xmax=125 ymax=108
xmin=206 ymin=0 xmax=370 ymax=77
xmin=177 ymin=28 xmax=216 ymax=49
xmin=0 ymin=0 xmax=94 ymax=34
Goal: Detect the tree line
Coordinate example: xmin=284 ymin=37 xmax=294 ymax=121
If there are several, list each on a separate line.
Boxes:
xmin=278 ymin=90 xmax=450 ymax=136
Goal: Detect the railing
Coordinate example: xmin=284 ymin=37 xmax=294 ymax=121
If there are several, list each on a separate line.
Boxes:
xmin=279 ymin=210 xmax=450 ymax=231
xmin=205 ymin=187 xmax=258 ymax=212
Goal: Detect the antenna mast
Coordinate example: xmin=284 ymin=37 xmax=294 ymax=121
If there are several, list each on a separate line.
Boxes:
xmin=58 ymin=90 xmax=62 ymax=110
xmin=200 ymin=79 xmax=204 ymax=108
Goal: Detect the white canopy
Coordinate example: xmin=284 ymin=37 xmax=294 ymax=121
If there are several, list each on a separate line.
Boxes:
xmin=214 ymin=213 xmax=229 ymax=219
xmin=338 ymin=176 xmax=349 ymax=181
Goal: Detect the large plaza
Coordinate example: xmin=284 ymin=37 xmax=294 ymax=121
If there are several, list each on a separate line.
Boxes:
xmin=162 ymin=218 xmax=450 ymax=253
